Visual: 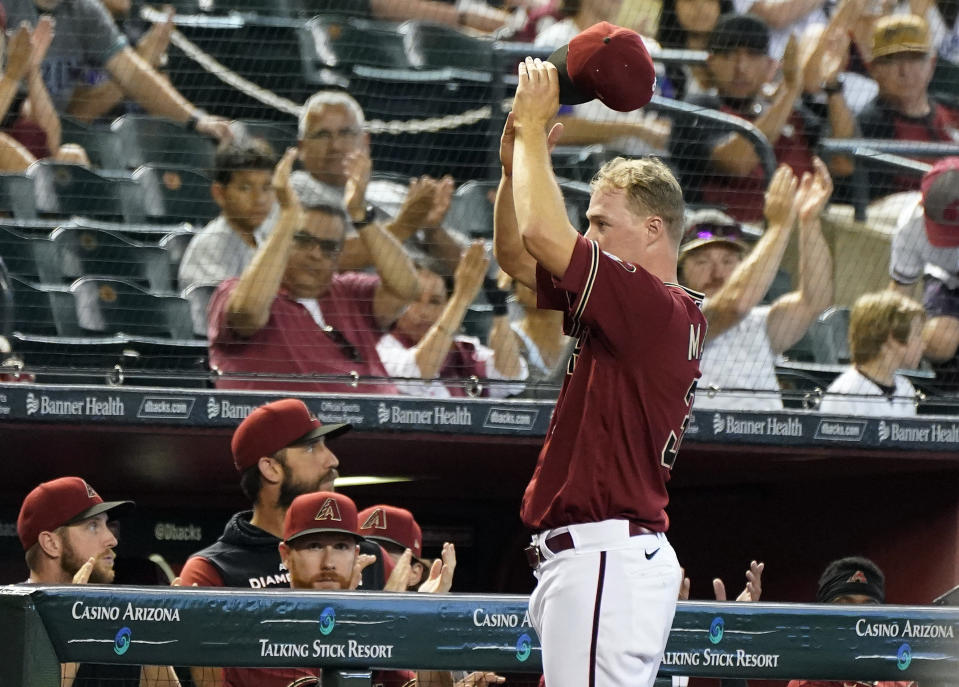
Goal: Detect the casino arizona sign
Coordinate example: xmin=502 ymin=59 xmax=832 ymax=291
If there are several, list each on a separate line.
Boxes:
xmin=71 ymin=601 xmax=181 ymax=622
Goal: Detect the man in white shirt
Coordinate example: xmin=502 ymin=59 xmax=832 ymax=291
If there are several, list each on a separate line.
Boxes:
xmin=820 ymin=291 xmax=925 ymax=417
xmin=888 ymin=157 xmax=959 ymax=363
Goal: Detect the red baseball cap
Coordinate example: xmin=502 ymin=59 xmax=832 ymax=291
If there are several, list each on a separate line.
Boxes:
xmin=358 ymin=505 xmax=423 ymax=558
xmin=17 ymin=477 xmax=134 ymax=551
xmin=283 ymin=491 xmax=363 ymax=544
xmin=922 ymin=157 xmax=959 ymax=247
xmin=547 ymin=21 xmax=656 ymax=112
xmin=231 ymin=399 xmax=351 ymax=472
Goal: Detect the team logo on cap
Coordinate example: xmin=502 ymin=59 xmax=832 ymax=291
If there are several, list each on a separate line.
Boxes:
xmin=360 ymin=508 xmax=388 ymax=531
xmin=84 ymin=481 xmax=99 ymax=499
xmin=314 ymin=498 xmax=342 ymax=522
xmin=847 ymin=570 xmax=868 ymax=584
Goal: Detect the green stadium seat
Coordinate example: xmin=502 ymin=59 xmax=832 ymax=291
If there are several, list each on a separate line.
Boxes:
xmin=234 ymin=120 xmax=298 ymax=154
xmin=133 ymin=165 xmax=218 ymax=226
xmin=0 ymin=223 xmax=62 ymax=283
xmin=159 ymin=230 xmax=199 ymax=274
xmin=810 ymin=307 xmax=852 ymax=365
xmin=8 ymin=276 xmax=82 ymax=336
xmin=71 ymin=277 xmax=194 ymax=339
xmin=51 ymin=226 xmax=175 ymax=292
xmin=60 ymin=117 xmax=126 ymax=170
xmin=0 ymin=174 xmax=38 ymax=218
xmin=110 ymin=116 xmax=217 ymax=170
xmin=118 ymin=336 xmax=211 ymax=389
xmin=399 ymin=21 xmax=495 ymax=72
xmin=8 ymin=332 xmax=127 ymax=384
xmin=27 ymin=162 xmax=140 ymax=222
xmin=303 ymin=16 xmax=411 ymax=74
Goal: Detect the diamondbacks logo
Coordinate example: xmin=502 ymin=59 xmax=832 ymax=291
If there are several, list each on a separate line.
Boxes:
xmin=315 ymin=498 xmax=342 ymax=522
xmin=26 ymin=392 xmax=39 ymax=415
xmin=207 ymin=397 xmax=220 ymax=419
xmin=360 ymin=508 xmax=387 ymax=531
xmin=847 ymin=570 xmax=868 ymax=584
xmin=83 ymin=481 xmax=98 ymax=499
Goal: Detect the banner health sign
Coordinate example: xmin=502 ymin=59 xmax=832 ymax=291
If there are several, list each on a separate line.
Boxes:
xmin=3 ymin=587 xmax=955 ymax=680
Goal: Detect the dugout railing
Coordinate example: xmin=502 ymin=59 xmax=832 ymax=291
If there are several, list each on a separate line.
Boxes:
xmin=1 ymin=584 xmax=957 ymax=687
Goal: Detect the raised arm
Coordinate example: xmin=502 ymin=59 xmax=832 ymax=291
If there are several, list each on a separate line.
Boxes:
xmin=746 ymin=0 xmax=827 ymax=31
xmin=767 ymin=157 xmax=834 ymax=353
xmin=511 ymin=58 xmax=578 ymax=279
xmin=493 ymin=112 xmax=537 ymax=290
xmin=0 ymin=23 xmax=34 ymax=125
xmin=226 ymin=148 xmax=302 ymax=338
xmin=24 ymin=16 xmax=61 ymax=153
xmin=703 ymin=164 xmax=800 ymax=339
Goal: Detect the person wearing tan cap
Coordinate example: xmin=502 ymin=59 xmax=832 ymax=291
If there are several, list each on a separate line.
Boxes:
xmin=17 ymin=476 xmax=180 ymax=687
xmin=889 ymin=157 xmax=959 ymax=363
xmin=858 ymin=14 xmax=959 ymax=199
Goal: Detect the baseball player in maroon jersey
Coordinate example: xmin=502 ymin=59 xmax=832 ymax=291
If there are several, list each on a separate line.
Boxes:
xmin=493 ymin=23 xmax=707 ymax=687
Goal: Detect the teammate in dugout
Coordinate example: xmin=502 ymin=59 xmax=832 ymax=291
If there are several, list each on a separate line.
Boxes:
xmin=493 ymin=22 xmax=707 ymax=687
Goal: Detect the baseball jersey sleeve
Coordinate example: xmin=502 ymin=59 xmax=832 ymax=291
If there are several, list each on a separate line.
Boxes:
xmin=178 ymin=556 xmax=225 ymax=587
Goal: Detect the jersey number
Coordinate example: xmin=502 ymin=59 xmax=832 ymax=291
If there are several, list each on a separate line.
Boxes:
xmin=661 ymin=379 xmax=698 ymax=469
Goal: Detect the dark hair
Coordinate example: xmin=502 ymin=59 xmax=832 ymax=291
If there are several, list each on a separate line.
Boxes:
xmin=213 ymin=137 xmax=277 ymax=185
xmin=817 ymin=556 xmax=886 ymax=603
xmin=558 ymin=0 xmax=582 ymax=18
xmin=239 ymin=448 xmax=286 ymax=503
xmin=656 ymin=0 xmax=734 ymax=99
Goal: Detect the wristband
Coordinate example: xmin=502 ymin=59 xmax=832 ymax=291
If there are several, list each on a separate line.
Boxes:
xmin=352 ymin=204 xmax=377 ymax=229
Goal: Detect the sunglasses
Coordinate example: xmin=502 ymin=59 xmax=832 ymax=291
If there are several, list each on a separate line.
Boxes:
xmin=293 ymin=231 xmax=343 ymax=256
xmin=686 ymin=222 xmax=744 ymax=242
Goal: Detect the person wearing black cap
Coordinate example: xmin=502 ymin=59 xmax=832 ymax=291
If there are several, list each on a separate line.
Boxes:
xmin=669 ymin=12 xmax=854 ymax=223
xmin=17 ymin=476 xmax=181 ymax=687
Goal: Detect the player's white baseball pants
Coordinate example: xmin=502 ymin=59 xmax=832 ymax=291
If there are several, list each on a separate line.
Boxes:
xmin=528 ymin=519 xmax=682 ymax=687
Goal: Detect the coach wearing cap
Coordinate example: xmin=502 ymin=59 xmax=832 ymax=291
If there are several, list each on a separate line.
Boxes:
xmin=858 ymin=14 xmax=959 ymax=200
xmin=18 ymin=477 xmax=181 ymax=686
xmin=889 ymin=157 xmax=959 ymax=363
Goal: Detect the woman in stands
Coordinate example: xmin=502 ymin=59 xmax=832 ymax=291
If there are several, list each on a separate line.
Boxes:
xmin=656 ymin=0 xmax=733 ymax=100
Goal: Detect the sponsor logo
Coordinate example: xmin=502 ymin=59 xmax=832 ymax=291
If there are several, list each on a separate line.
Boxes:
xmin=206 ymin=398 xmax=256 ymax=421
xmin=114 ymin=627 xmax=131 ymax=656
xmin=710 ymin=415 xmax=803 ymax=438
xmin=855 ymin=619 xmax=955 ymax=638
xmin=25 ymin=393 xmax=124 ymax=417
xmin=661 ymin=649 xmax=780 ymax=668
xmin=375 ymin=403 xmax=472 ymax=427
xmin=472 ymin=609 xmax=532 ymax=628
xmin=72 ymin=602 xmax=181 ymax=623
xmin=814 ymin=419 xmax=866 ymax=441
xmin=153 ymin=522 xmax=202 ymax=542
xmin=876 ymin=421 xmax=959 ymax=444
xmin=515 ymin=633 xmax=532 ymax=662
xmin=645 ymin=547 xmax=661 ymax=560
xmin=897 ymin=643 xmax=912 ymax=671
xmin=483 ymin=407 xmax=538 ymax=431
xmin=259 ymin=639 xmax=395 ymax=659
xmin=709 ymin=617 xmax=725 ymax=644
xmin=137 ymin=397 xmax=195 ymax=420
xmin=317 ymin=400 xmax=364 ymax=425
xmin=319 ymin=607 xmax=336 ymax=636
xmin=712 ymin=413 xmax=724 ymax=433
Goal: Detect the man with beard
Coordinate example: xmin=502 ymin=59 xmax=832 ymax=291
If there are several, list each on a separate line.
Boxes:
xmin=179 ymin=398 xmax=387 ymax=687
xmin=17 ymin=476 xmax=180 ymax=687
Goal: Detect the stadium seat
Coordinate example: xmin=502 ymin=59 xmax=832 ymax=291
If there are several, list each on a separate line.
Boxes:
xmin=60 ymin=116 xmax=125 ymax=170
xmin=0 ymin=223 xmax=62 ymax=283
xmin=399 ymin=21 xmax=495 ymax=72
xmin=182 ymin=282 xmax=218 ymax=338
xmin=71 ymin=277 xmax=194 ymax=339
xmin=118 ymin=336 xmax=211 ymax=388
xmin=0 ymin=257 xmax=12 ymax=337
xmin=558 ymin=179 xmax=591 ymax=232
xmin=8 ymin=276 xmax=82 ymax=336
xmin=810 ymin=306 xmax=852 ymax=365
xmin=110 ymin=116 xmax=217 ymax=170
xmin=445 ymin=179 xmax=496 ymax=238
xmin=133 ymin=165 xmax=218 ymax=225
xmin=159 ymin=230 xmax=198 ymax=274
xmin=51 ymin=226 xmax=175 ymax=292
xmin=7 ymin=332 xmax=127 ymax=384
xmin=0 ymin=174 xmax=38 ymax=218
xmin=27 ymin=162 xmax=140 ymax=222
xmin=234 ymin=120 xmax=298 ymax=154
xmin=551 ymin=145 xmax=615 ymax=184
xmin=303 ymin=16 xmax=412 ymax=74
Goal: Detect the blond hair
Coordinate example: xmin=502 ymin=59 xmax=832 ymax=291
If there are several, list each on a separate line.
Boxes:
xmin=849 ymin=291 xmax=926 ymax=365
xmin=590 ymin=157 xmax=685 ymax=245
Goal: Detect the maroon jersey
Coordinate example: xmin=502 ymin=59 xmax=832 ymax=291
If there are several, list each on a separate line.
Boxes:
xmin=521 ymin=235 xmax=706 ymax=531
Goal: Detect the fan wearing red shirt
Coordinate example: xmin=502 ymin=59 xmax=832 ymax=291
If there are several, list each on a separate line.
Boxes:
xmin=494 ymin=26 xmax=706 ymax=687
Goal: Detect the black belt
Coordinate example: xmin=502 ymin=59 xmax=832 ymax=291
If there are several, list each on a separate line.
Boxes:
xmin=525 ymin=522 xmax=658 ymax=569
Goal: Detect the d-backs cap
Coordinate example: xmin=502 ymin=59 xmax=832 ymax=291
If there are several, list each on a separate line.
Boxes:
xmin=547 ymin=21 xmax=656 ymax=112
xmin=283 ymin=491 xmax=363 ymax=544
xmin=231 ymin=399 xmax=351 ymax=472
xmin=921 ymin=157 xmax=959 ymax=247
xmin=17 ymin=477 xmax=134 ymax=551
xmin=358 ymin=505 xmax=424 ymax=558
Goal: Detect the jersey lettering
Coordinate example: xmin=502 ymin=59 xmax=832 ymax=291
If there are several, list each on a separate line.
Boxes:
xmin=662 ymin=379 xmax=698 ymax=469
xmin=688 ymin=323 xmax=703 ymax=360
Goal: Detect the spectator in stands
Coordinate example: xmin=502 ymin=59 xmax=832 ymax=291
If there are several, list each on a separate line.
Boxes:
xmin=534 ymin=1 xmax=671 ymax=155
xmin=733 ymin=0 xmax=828 ymax=58
xmin=858 ymin=15 xmax=959 ymax=199
xmin=819 ymin=290 xmax=925 ymax=417
xmin=656 ymin=0 xmax=734 ymax=100
xmin=207 ymin=148 xmax=420 ymax=394
xmin=889 ymin=157 xmax=959 ymax=362
xmin=66 ymin=2 xmax=176 ymax=124
xmin=180 ymin=399 xmax=394 ymax=687
xmin=178 ymin=137 xmax=278 ymax=291
xmin=293 ymin=90 xmax=465 ymax=276
xmin=17 ymin=476 xmax=181 ymax=686
xmin=681 ymin=161 xmax=834 ymax=410
xmin=366 ymin=0 xmax=510 ymax=33
xmin=376 ymin=241 xmax=529 ymax=398
xmin=3 ymin=0 xmax=230 ymax=142
xmin=670 ymin=13 xmax=855 ymax=223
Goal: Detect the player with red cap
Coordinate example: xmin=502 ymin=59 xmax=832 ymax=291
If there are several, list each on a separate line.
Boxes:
xmin=889 ymin=157 xmax=959 ymax=364
xmin=494 ymin=23 xmax=705 ymax=687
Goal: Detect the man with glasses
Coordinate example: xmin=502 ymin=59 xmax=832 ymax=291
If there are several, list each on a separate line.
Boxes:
xmin=292 ymin=90 xmax=465 ymax=276
xmin=206 ymin=146 xmax=419 ymax=394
